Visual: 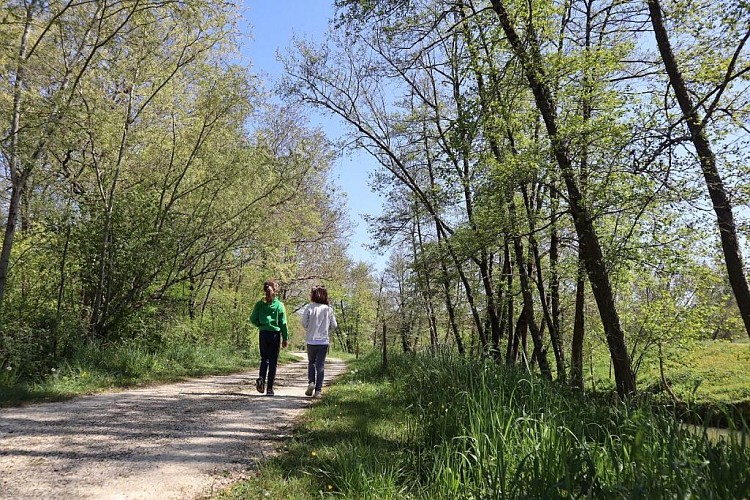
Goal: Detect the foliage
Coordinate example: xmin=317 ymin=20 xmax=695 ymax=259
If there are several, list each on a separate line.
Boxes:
xmin=0 ymin=0 xmax=374 ymax=387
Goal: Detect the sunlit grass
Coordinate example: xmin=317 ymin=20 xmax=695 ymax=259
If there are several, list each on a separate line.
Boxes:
xmin=218 ymin=350 xmax=750 ymax=499
xmin=0 ymin=340 xmax=279 ymax=406
xmin=589 ymin=340 xmax=750 ymax=403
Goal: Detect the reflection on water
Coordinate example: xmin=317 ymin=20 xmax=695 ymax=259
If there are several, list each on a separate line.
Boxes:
xmin=683 ymin=424 xmax=748 ymax=443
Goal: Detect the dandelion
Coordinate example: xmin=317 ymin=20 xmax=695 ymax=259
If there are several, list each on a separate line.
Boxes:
xmin=311 ymin=451 xmax=317 ymax=457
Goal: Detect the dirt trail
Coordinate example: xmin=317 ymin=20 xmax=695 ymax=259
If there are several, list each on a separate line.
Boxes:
xmin=0 ymin=353 xmax=346 ymax=499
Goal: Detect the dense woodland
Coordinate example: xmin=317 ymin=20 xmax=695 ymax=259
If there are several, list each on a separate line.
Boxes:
xmin=1 ymin=0 xmax=749 ymax=406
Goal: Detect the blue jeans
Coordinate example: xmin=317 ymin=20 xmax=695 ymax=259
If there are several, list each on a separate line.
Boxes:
xmin=307 ymin=344 xmax=329 ymax=392
xmin=259 ymin=331 xmax=281 ymax=391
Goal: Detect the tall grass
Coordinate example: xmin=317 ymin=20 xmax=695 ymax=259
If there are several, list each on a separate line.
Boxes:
xmin=406 ymin=351 xmax=750 ymax=498
xmin=222 ymin=350 xmax=750 ymax=498
xmin=0 ymin=337 xmax=260 ymax=406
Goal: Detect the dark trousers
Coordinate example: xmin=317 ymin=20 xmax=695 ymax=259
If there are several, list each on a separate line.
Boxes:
xmin=307 ymin=344 xmax=329 ymax=392
xmin=259 ymin=330 xmax=281 ymax=391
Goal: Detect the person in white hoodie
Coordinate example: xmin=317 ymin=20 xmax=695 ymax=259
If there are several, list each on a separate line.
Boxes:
xmin=301 ymin=285 xmax=337 ymax=398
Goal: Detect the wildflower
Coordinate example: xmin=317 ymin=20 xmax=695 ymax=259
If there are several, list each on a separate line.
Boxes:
xmin=51 ymin=368 xmax=56 ymax=372
xmin=5 ymin=366 xmax=11 ymax=371
xmin=327 ymin=484 xmax=333 ymax=491
xmin=311 ymin=451 xmax=317 ymax=457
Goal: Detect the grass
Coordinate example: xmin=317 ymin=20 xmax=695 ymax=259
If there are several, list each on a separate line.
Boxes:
xmin=0 ymin=339 xmax=300 ymax=407
xmin=217 ymin=354 xmax=413 ymax=499
xmin=218 ymin=350 xmax=750 ymax=499
xmin=586 ymin=339 xmax=750 ymax=426
xmin=588 ymin=340 xmax=750 ymax=403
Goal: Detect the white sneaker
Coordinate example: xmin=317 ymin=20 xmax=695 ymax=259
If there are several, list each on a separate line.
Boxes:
xmin=313 ymin=391 xmax=322 ymax=398
xmin=305 ymin=382 xmax=315 ymax=396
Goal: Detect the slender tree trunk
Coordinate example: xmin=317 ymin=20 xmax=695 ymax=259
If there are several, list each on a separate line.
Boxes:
xmin=491 ymin=0 xmax=635 ymax=396
xmin=510 ymin=198 xmax=552 ymax=379
xmin=648 ymin=0 xmax=750 ymax=339
xmin=509 ymin=310 xmax=524 ymax=366
xmin=381 ymin=323 xmax=388 ymax=372
xmin=452 ymin=7 xmax=503 ymax=351
xmin=570 ymin=255 xmax=586 ymax=390
xmin=493 ymin=246 xmax=511 ymax=361
xmin=436 ymin=222 xmax=484 ymax=350
xmin=414 ymin=215 xmax=439 ymax=348
xmin=522 ymin=185 xmax=567 ymax=382
xmin=478 ymin=252 xmax=500 ymax=352
xmin=504 ymin=244 xmax=516 ymax=364
xmin=188 ymin=276 xmax=197 ymax=320
xmin=56 ymin=217 xmax=72 ymax=318
xmin=199 ymin=270 xmax=219 ymax=323
xmin=0 ymin=6 xmax=33 ymax=309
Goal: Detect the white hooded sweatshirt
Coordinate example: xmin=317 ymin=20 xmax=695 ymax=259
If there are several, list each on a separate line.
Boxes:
xmin=301 ymin=302 xmax=338 ymax=345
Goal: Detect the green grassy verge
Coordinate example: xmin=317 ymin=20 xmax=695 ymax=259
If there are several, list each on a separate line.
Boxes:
xmin=589 ymin=340 xmax=749 ymax=401
xmin=0 ymin=340 xmax=302 ymax=407
xmin=218 ymin=350 xmax=750 ymax=499
xmin=589 ymin=340 xmax=750 ymax=425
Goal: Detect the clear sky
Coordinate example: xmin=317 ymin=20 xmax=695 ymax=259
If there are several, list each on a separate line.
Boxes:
xmin=239 ymin=1 xmax=387 ymax=271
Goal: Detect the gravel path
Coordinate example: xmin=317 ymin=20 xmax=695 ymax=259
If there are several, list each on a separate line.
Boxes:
xmin=0 ymin=353 xmax=346 ymax=499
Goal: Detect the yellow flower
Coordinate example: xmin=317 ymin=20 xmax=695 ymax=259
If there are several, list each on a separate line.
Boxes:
xmin=311 ymin=451 xmax=317 ymax=457
xmin=327 ymin=484 xmax=333 ymax=491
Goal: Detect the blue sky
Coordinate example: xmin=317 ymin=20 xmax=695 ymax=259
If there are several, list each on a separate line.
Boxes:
xmin=239 ymin=1 xmax=386 ymax=270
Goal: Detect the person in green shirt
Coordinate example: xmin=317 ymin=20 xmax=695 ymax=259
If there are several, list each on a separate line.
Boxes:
xmin=250 ymin=278 xmax=288 ymax=396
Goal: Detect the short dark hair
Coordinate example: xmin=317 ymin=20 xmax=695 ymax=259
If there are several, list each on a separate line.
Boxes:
xmin=311 ymin=285 xmax=328 ymax=305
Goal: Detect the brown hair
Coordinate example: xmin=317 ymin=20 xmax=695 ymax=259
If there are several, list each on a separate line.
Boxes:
xmin=310 ymin=285 xmax=329 ymax=305
xmin=263 ymin=279 xmax=279 ymax=303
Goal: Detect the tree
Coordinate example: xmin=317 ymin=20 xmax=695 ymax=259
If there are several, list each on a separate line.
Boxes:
xmin=647 ymin=0 xmax=750 ymax=339
xmin=488 ymin=0 xmax=636 ymax=396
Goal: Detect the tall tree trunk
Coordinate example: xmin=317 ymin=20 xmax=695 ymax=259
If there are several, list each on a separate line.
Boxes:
xmin=381 ymin=323 xmax=388 ymax=372
xmin=549 ymin=183 xmax=563 ymax=380
xmin=648 ymin=0 xmax=750 ymax=339
xmin=510 ymin=198 xmax=552 ymax=379
xmin=493 ymin=245 xmax=511 ymax=361
xmin=0 ymin=6 xmax=33 ymax=310
xmin=436 ymin=224 xmax=464 ymax=354
xmin=504 ymin=243 xmax=516 ymax=364
xmin=522 ymin=184 xmax=567 ymax=382
xmin=414 ymin=215 xmax=439 ymax=348
xmin=452 ymin=6 xmax=504 ymax=350
xmin=490 ymin=0 xmax=636 ymax=396
xmin=570 ymin=255 xmax=586 ymax=391
xmin=424 ymin=134 xmax=474 ymax=352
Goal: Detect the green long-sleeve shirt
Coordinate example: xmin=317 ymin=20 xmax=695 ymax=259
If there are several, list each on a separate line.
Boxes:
xmin=250 ymin=297 xmax=289 ymax=341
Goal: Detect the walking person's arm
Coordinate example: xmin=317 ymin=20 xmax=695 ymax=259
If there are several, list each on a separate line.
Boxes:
xmin=329 ymin=306 xmax=338 ymax=331
xmin=250 ymin=302 xmax=260 ymax=328
xmin=280 ymin=303 xmax=289 ymax=348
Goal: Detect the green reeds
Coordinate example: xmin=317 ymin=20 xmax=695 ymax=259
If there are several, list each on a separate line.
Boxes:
xmin=404 ymin=351 xmax=750 ymax=498
xmin=220 ymin=350 xmax=749 ymax=499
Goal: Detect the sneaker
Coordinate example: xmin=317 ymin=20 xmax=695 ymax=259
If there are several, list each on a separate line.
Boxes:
xmin=313 ymin=391 xmax=322 ymax=398
xmin=305 ymin=382 xmax=315 ymax=396
xmin=256 ymin=378 xmax=265 ymax=393
xmin=266 ymin=389 xmax=275 ymax=396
